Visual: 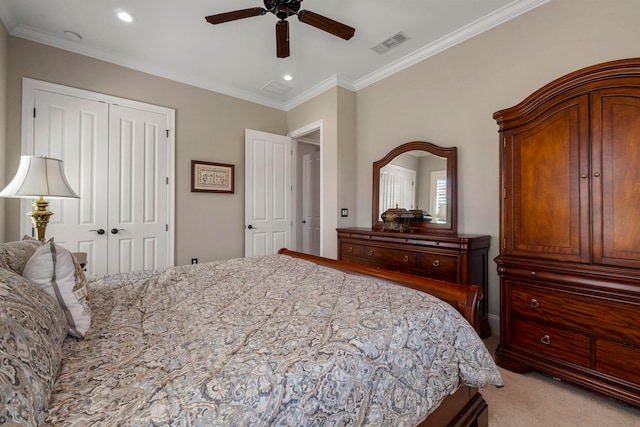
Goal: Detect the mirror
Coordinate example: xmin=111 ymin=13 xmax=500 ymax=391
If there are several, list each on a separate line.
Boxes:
xmin=372 ymin=141 xmax=457 ymax=234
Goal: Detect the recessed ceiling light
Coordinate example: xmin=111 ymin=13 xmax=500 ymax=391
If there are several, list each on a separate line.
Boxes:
xmin=283 ymin=74 xmax=294 ymax=81
xmin=63 ymin=31 xmax=82 ymax=41
xmin=117 ymin=10 xmax=134 ymax=23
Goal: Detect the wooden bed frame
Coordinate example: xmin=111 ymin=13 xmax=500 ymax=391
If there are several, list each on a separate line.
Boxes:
xmin=279 ymin=249 xmax=489 ymax=427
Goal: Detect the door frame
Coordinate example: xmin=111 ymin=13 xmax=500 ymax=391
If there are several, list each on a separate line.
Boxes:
xmin=289 ymin=120 xmax=323 ymax=256
xmin=20 ymin=78 xmax=176 ymax=266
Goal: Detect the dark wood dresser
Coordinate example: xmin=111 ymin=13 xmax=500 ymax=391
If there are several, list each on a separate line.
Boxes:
xmin=337 ymin=227 xmax=491 ymax=337
xmin=494 ymin=58 xmax=640 ymax=406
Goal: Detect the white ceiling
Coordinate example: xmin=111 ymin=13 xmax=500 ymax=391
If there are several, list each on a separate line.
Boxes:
xmin=0 ymin=0 xmax=547 ymax=111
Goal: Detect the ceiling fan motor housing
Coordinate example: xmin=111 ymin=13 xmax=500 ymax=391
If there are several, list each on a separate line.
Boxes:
xmin=264 ymin=0 xmax=301 ymax=20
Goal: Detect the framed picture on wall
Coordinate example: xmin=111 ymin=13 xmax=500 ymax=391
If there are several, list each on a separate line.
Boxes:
xmin=191 ymin=160 xmax=234 ymax=193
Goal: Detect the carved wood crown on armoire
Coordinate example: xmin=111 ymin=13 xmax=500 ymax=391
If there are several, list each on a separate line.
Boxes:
xmin=494 ymin=58 xmax=640 ymax=407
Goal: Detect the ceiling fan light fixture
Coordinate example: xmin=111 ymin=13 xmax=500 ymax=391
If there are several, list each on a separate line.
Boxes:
xmin=205 ymin=0 xmax=355 ymax=58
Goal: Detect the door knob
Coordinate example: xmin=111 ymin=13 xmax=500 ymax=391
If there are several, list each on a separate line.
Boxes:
xmin=247 ymin=225 xmax=254 ymax=229
xmin=111 ymin=228 xmax=125 ymax=234
xmin=90 ymin=229 xmax=105 ymax=235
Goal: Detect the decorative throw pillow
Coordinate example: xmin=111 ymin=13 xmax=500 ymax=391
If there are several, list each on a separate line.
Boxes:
xmin=23 ymin=239 xmax=91 ymax=338
xmin=0 ymin=236 xmax=42 ymax=276
xmin=0 ymin=267 xmax=67 ymax=426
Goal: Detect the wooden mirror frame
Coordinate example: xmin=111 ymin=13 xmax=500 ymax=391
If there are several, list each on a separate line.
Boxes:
xmin=372 ymin=141 xmax=457 ymax=234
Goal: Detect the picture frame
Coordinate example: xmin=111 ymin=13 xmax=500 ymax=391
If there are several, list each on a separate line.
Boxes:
xmin=191 ymin=160 xmax=234 ymax=193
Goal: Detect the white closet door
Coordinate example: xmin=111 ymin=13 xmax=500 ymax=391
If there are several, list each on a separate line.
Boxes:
xmin=108 ymin=105 xmax=169 ymax=273
xmin=25 ymin=79 xmax=174 ymax=275
xmin=32 ymin=90 xmax=109 ymax=275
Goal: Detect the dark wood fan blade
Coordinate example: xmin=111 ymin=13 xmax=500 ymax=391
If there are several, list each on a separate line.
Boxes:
xmin=205 ymin=8 xmax=266 ymax=25
xmin=297 ymin=10 xmax=355 ymax=40
xmin=276 ymin=20 xmax=290 ymax=58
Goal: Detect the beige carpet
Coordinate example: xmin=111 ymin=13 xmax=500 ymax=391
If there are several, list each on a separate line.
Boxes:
xmin=481 ymin=336 xmax=640 ymax=426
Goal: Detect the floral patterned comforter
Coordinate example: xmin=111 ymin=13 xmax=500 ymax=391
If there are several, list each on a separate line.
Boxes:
xmin=46 ymin=254 xmax=502 ymax=426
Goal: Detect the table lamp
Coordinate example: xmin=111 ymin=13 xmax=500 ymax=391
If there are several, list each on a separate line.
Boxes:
xmin=0 ymin=155 xmax=79 ymax=240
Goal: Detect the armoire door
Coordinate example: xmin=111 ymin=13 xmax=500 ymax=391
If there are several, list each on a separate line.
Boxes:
xmin=503 ymin=94 xmax=591 ymax=263
xmin=25 ymin=80 xmax=174 ymax=275
xmin=592 ymin=88 xmax=640 ymax=268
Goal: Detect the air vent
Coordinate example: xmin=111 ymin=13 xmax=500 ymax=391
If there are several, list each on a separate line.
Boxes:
xmin=262 ymin=81 xmax=293 ymax=95
xmin=371 ymin=32 xmax=410 ymax=54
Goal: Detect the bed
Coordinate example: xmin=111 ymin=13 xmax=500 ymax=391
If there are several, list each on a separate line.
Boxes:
xmin=0 ymin=239 xmax=502 ymax=426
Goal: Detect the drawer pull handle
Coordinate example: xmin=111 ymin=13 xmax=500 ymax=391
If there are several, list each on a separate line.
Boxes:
xmin=432 ymin=260 xmax=440 ymax=267
xmin=530 ymin=299 xmax=540 ymax=308
xmin=368 ymin=250 xmax=374 ymax=256
xmin=403 ymin=255 xmax=409 ymax=262
xmin=348 ymin=247 xmax=353 ymax=253
xmin=540 ymin=335 xmax=551 ymax=345
xmin=530 ymin=271 xmax=536 ymax=276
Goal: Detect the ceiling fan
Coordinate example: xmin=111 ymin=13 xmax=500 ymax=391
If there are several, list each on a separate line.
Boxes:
xmin=205 ymin=0 xmax=356 ymax=58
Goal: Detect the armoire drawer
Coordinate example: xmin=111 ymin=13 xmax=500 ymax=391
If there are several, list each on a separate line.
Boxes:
xmin=509 ymin=283 xmax=640 ymax=344
xmin=418 ymin=253 xmax=458 ymax=282
xmin=362 ymin=245 xmax=418 ymax=267
xmin=595 ymin=339 xmax=640 ymax=385
xmin=511 ymin=318 xmax=591 ymax=367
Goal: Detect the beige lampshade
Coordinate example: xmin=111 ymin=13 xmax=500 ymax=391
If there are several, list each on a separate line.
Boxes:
xmin=0 ymin=155 xmax=79 ymax=199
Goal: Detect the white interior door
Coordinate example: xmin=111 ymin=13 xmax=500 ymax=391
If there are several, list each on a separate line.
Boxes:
xmin=302 ymin=151 xmax=320 ymax=255
xmin=23 ymin=79 xmax=174 ymax=275
xmin=31 ymin=90 xmax=110 ymax=274
xmin=245 ymin=129 xmax=292 ymax=257
xmin=108 ymin=105 xmax=169 ymax=273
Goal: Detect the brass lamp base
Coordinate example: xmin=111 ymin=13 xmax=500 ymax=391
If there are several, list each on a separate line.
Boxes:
xmin=29 ymin=196 xmax=53 ymax=241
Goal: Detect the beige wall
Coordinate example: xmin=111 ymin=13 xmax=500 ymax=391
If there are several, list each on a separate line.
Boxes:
xmin=336 ymin=87 xmax=357 ymax=231
xmin=355 ymin=0 xmax=640 ymax=317
xmin=4 ymin=37 xmax=288 ymax=264
xmin=287 ymin=88 xmax=340 ymax=257
xmin=0 ymin=25 xmax=7 ymax=243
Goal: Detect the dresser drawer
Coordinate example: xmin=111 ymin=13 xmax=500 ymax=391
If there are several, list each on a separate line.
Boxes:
xmin=418 ymin=253 xmax=458 ymax=282
xmin=511 ymin=318 xmax=591 ymax=367
xmin=596 ymin=339 xmax=640 ymax=385
xmin=362 ymin=245 xmax=418 ymax=268
xmin=509 ymin=282 xmax=640 ymax=344
xmin=340 ymin=241 xmax=362 ymax=257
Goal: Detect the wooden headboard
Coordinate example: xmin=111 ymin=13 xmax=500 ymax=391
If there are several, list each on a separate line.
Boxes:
xmin=278 ymin=249 xmax=482 ymax=334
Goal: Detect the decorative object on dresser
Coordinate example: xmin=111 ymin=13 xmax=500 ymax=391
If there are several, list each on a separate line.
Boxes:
xmin=380 ymin=206 xmax=414 ymax=232
xmin=494 ymin=58 xmax=640 ymax=407
xmin=339 ymin=140 xmax=492 ymax=338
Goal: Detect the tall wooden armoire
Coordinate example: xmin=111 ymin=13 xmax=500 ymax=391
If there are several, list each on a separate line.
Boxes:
xmin=494 ymin=58 xmax=640 ymax=406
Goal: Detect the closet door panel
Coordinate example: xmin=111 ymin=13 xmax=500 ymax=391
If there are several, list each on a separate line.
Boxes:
xmin=32 ymin=90 xmax=110 ymax=275
xmin=108 ymin=105 xmax=169 ymax=274
xmin=505 ymin=95 xmax=590 ymax=262
xmin=594 ymin=89 xmax=640 ymax=267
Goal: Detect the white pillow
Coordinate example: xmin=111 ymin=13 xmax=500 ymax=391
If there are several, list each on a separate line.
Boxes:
xmin=23 ymin=239 xmax=91 ymax=338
